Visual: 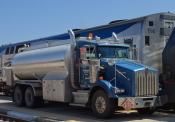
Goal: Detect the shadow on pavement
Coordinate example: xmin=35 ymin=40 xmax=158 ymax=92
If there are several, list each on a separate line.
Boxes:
xmin=0 ymin=96 xmax=175 ymax=122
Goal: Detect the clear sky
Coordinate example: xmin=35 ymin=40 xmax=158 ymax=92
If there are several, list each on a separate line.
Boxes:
xmin=0 ymin=0 xmax=175 ymax=45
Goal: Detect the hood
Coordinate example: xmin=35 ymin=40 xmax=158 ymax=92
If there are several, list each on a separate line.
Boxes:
xmin=100 ymin=58 xmax=157 ymax=72
xmin=116 ymin=59 xmax=157 ymax=72
xmin=100 ymin=58 xmax=158 ymax=97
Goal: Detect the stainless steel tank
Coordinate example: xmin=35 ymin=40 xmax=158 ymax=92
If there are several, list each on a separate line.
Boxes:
xmin=12 ymin=44 xmax=71 ymax=81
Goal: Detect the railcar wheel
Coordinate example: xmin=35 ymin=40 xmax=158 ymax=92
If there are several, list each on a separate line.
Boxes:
xmin=91 ymin=90 xmax=115 ymax=118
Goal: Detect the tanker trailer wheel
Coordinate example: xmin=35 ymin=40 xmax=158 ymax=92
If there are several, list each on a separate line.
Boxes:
xmin=13 ymin=86 xmax=24 ymax=106
xmin=91 ymin=90 xmax=115 ymax=118
xmin=137 ymin=107 xmax=155 ymax=115
xmin=25 ymin=87 xmax=36 ymax=108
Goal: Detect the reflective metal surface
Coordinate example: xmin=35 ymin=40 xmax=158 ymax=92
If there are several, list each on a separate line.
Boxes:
xmin=12 ymin=44 xmax=71 ymax=81
xmin=135 ymin=70 xmax=158 ymax=96
xmin=118 ymin=96 xmax=157 ymax=109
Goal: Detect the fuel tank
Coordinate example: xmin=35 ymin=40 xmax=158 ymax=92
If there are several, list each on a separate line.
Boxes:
xmin=12 ymin=44 xmax=71 ymax=80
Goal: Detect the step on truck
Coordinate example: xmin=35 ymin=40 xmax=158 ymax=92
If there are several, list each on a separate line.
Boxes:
xmin=11 ymin=30 xmax=159 ymax=118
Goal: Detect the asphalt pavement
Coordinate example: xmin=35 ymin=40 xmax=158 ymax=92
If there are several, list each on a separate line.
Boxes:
xmin=0 ymin=96 xmax=175 ymax=122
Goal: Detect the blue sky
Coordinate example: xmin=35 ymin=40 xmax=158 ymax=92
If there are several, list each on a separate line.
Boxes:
xmin=0 ymin=0 xmax=175 ymax=45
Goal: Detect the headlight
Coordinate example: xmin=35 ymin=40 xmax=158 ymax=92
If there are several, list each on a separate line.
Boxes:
xmin=159 ymin=87 xmax=162 ymax=91
xmin=116 ymin=88 xmax=125 ymax=94
xmin=113 ymin=87 xmax=125 ymax=94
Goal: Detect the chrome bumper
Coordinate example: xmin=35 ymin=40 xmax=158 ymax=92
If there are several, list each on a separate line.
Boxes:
xmin=118 ymin=96 xmax=157 ymax=110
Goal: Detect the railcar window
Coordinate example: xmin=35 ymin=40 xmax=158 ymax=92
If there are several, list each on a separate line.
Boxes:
xmin=165 ymin=21 xmax=174 ymax=28
xmin=5 ymin=47 xmax=10 ymax=54
xmin=10 ymin=47 xmax=14 ymax=54
xmin=15 ymin=44 xmax=30 ymax=53
xmin=149 ymin=21 xmax=154 ymax=26
xmin=145 ymin=36 xmax=150 ymax=46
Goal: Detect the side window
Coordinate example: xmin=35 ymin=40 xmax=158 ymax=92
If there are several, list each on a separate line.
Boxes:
xmin=86 ymin=46 xmax=96 ymax=59
xmin=5 ymin=47 xmax=10 ymax=55
xmin=145 ymin=36 xmax=150 ymax=46
xmin=10 ymin=47 xmax=14 ymax=54
xmin=80 ymin=46 xmax=96 ymax=59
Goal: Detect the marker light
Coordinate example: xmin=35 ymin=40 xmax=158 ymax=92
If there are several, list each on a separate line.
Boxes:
xmin=99 ymin=76 xmax=104 ymax=80
xmin=80 ymin=47 xmax=86 ymax=52
xmin=87 ymin=33 xmax=93 ymax=40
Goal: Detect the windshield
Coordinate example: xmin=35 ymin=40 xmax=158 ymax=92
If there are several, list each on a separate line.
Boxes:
xmin=97 ymin=46 xmax=129 ymax=59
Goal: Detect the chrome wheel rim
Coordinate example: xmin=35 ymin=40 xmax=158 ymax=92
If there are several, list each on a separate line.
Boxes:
xmin=95 ymin=96 xmax=106 ymax=113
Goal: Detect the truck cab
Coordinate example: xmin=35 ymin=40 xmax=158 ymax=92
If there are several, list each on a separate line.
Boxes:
xmin=76 ymin=40 xmax=130 ymax=89
xmin=71 ymin=33 xmax=159 ymax=117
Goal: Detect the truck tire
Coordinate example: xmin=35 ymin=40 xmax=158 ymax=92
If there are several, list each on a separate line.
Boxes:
xmin=137 ymin=107 xmax=155 ymax=115
xmin=91 ymin=90 xmax=115 ymax=118
xmin=13 ymin=86 xmax=24 ymax=106
xmin=25 ymin=87 xmax=36 ymax=108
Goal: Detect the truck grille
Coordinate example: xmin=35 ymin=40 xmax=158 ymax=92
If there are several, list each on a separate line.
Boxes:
xmin=135 ymin=70 xmax=158 ymax=96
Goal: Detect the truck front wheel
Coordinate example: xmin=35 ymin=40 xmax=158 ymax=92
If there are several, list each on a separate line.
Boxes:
xmin=91 ymin=90 xmax=115 ymax=118
xmin=137 ymin=107 xmax=155 ymax=115
xmin=25 ymin=87 xmax=35 ymax=108
xmin=13 ymin=86 xmax=24 ymax=106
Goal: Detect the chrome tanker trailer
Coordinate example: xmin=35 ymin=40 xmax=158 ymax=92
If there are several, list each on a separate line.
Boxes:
xmin=11 ymin=30 xmax=159 ymax=118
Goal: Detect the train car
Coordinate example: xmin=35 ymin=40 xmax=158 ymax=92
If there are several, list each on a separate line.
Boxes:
xmin=2 ymin=12 xmax=175 ymax=72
